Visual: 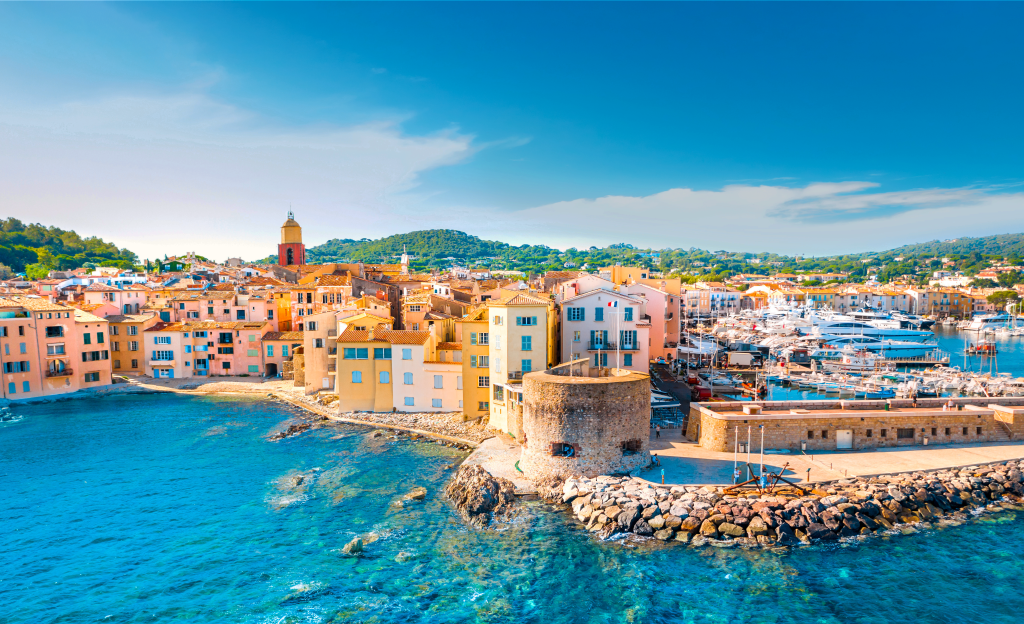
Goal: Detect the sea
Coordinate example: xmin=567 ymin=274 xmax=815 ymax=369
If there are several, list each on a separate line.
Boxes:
xmin=4 ymin=393 xmax=1024 ymax=623
xmin=755 ymin=326 xmax=1024 ymax=402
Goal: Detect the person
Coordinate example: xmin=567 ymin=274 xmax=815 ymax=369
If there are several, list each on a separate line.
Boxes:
xmin=911 ymin=389 xmax=918 ymax=408
xmin=759 ymin=466 xmax=769 ymax=490
xmin=947 ymin=398 xmax=955 ymax=411
xmin=652 ymin=454 xmax=661 ymax=467
xmin=655 ymin=425 xmax=661 ymax=439
xmin=733 ymin=466 xmax=742 ymax=484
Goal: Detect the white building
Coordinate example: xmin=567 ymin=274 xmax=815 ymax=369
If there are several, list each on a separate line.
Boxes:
xmin=560 ymin=289 xmax=649 ymax=372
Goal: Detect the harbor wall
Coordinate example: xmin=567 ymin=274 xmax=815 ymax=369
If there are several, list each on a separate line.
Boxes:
xmin=688 ymin=398 xmax=1024 ymax=452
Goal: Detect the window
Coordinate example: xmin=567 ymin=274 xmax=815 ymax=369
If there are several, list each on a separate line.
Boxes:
xmin=83 ymin=333 xmax=91 ymax=345
xmin=208 ymin=307 xmax=214 ymax=315
xmin=217 ymin=347 xmax=234 ymax=354
xmin=131 ymin=359 xmax=138 ymax=369
xmin=593 ymin=353 xmax=608 ymax=367
xmin=479 ymin=355 xmax=489 ymax=368
xmin=457 ymin=376 xmax=462 ymax=390
xmin=821 ymin=430 xmax=828 ymax=439
xmin=267 ymin=345 xmax=275 ymax=357
xmin=516 ymin=316 xmax=537 ymax=326
xmin=248 ymin=334 xmax=257 ymax=342
xmin=493 ymin=315 xmax=503 ymax=326
xmin=404 ymin=397 xmax=414 ymax=406
xmin=248 ymin=365 xmax=258 ymax=373
xmin=111 ymin=326 xmax=120 ymax=336
xmin=977 ymin=426 xmax=982 ymax=435
xmin=114 ymin=360 xmax=121 ymax=369
xmin=22 ymin=381 xmax=30 ymax=393
xmin=371 ymin=348 xmax=390 ymax=359
xmin=478 ymin=401 xmax=489 ymax=410
xmin=567 ymin=307 xmax=585 ymax=321
xmin=402 ymin=348 xmax=412 ymax=360
xmin=185 ymin=346 xmax=192 ymax=354
xmin=155 ymin=336 xmax=171 ymax=345
xmin=307 ymin=321 xmax=318 ymax=331
xmin=3 ymin=361 xmax=29 ymax=373
xmin=380 ymin=371 xmax=390 ymax=384
xmin=343 ymin=348 xmax=369 ymax=359
xmin=521 ymin=359 xmax=532 ymax=373
xmin=624 ymin=354 xmax=633 ymax=367
xmin=404 ymin=372 xmax=413 ymax=385
xmin=352 ymin=371 xmax=363 ymax=383
xmin=470 ymin=332 xmax=478 ymax=345
xmin=432 ymin=398 xmax=442 ymax=408
xmin=470 ymin=355 xmax=477 ymax=368
xmin=945 ymin=427 xmax=951 ymax=436
xmin=129 ymin=341 xmax=138 ymax=351
xmin=881 ymin=429 xmax=887 ymax=438
xmin=7 ymin=382 xmax=13 ymax=394
xmin=247 ymin=349 xmax=258 ymax=357
xmin=807 ymin=430 xmax=814 ymax=440
xmin=624 ymin=307 xmax=633 ymax=321
xmin=282 ymin=346 xmax=289 ymax=357
xmin=434 ymin=375 xmax=443 ymax=389
xmin=314 ymin=338 xmax=324 ymax=348
xmin=931 ymin=427 xmax=937 ymax=436
xmin=478 ymin=333 xmax=489 ymax=346
xmin=408 ymin=305 xmax=421 ymax=312
xmin=493 ymin=385 xmax=504 ymax=401
xmin=595 ymin=307 xmax=604 ymax=322
xmin=412 ymin=323 xmax=419 ymax=331
xmin=268 ymin=310 xmax=274 ymax=320
xmin=152 ymin=350 xmax=174 ymax=361
xmin=46 ymin=344 xmax=65 ymax=356
xmin=84 ymin=372 xmax=100 ymax=383
xmin=478 ymin=376 xmax=490 ymax=388
xmin=620 ymin=330 xmax=637 ymax=347
xmin=897 ymin=428 xmax=914 ymax=439
xmin=866 ymin=429 xmax=873 ymax=438
xmin=222 ymin=361 xmax=231 ymax=370
xmin=495 ymin=335 xmax=501 ymax=350
xmin=963 ymin=427 xmax=968 ymax=435
xmin=573 ymin=331 xmax=580 ymax=342
xmin=521 ymin=335 xmax=532 ymax=351
xmin=19 ymin=342 xmax=25 ymax=354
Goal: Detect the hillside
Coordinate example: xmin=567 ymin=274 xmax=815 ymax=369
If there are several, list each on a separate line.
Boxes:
xmin=307 ymin=229 xmax=515 ymax=264
xmin=887 ymin=233 xmax=1024 ymax=260
xmin=0 ymin=218 xmax=139 ymax=279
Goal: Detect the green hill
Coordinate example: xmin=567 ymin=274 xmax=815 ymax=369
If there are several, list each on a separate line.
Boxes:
xmin=0 ymin=218 xmax=139 ymax=279
xmin=307 ymin=229 xmax=515 ymax=264
xmin=887 ymin=233 xmax=1024 ymax=260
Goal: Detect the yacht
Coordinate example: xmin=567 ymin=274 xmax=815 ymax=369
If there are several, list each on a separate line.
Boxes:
xmin=890 ymin=312 xmax=936 ymax=330
xmin=801 ymin=320 xmax=935 ymax=343
xmin=964 ymin=312 xmax=1014 ymax=332
xmin=817 ymin=334 xmax=939 ymax=358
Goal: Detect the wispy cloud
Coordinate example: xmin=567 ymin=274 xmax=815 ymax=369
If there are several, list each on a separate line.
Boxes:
xmin=486 ymin=182 xmax=1024 ymax=255
xmin=0 ymin=88 xmax=478 ymax=260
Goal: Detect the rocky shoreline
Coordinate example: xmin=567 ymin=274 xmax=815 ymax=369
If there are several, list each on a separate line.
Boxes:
xmin=548 ymin=460 xmax=1024 ymax=547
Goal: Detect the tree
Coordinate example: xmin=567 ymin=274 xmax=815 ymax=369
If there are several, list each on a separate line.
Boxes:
xmin=986 ymin=290 xmax=1020 ymax=309
xmin=0 ymin=263 xmax=13 ymax=279
xmin=971 ymin=278 xmax=998 ymax=288
xmin=997 ymin=271 xmax=1021 ymax=288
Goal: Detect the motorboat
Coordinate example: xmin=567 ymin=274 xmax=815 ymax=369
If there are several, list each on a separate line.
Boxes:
xmin=964 ymin=312 xmax=1014 ymax=332
xmin=801 ymin=318 xmax=935 ymax=343
xmin=817 ymin=334 xmax=939 ymax=358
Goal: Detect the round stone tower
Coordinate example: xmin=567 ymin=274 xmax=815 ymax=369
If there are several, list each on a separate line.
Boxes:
xmin=519 ymin=366 xmax=651 ymax=479
xmin=278 ymin=211 xmax=306 ymax=267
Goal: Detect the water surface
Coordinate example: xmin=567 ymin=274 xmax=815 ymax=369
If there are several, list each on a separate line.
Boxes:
xmin=2 ymin=394 xmax=1023 ymax=623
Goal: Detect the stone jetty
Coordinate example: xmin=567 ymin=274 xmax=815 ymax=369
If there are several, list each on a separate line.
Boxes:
xmin=552 ymin=460 xmax=1024 ymax=546
xmin=444 ymin=464 xmax=518 ymax=527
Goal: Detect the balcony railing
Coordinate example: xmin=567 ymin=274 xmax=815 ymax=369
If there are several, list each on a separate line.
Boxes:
xmin=327 ymin=329 xmax=338 ymax=337
xmin=587 ymin=341 xmax=641 ymax=351
xmin=327 ymin=361 xmax=337 ymax=372
xmin=45 ymin=367 xmax=72 ymax=378
xmin=507 ymin=371 xmax=524 ymax=380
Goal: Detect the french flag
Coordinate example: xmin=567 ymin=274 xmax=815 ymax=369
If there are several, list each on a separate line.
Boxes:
xmin=607 ymin=300 xmax=617 ymax=307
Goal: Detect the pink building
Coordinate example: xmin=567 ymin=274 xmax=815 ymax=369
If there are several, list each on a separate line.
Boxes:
xmin=168 ymin=291 xmax=279 ymax=331
xmin=0 ymin=297 xmax=112 ymax=400
xmin=83 ymin=283 xmax=150 ymax=315
xmin=144 ymin=320 xmax=273 ymax=378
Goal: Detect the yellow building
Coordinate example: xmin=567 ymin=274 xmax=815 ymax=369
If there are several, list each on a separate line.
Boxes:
xmin=602 ymin=265 xmax=682 ymax=296
xmin=108 ymin=313 xmax=160 ymax=374
xmin=458 ymin=307 xmax=491 ymax=420
xmin=334 ymin=329 xmax=394 ymax=412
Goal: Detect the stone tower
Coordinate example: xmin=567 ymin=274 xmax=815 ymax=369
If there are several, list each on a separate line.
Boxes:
xmin=278 ymin=211 xmax=306 ymax=267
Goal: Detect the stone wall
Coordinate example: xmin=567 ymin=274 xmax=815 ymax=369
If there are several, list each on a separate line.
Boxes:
xmin=520 ymin=368 xmax=651 ymax=479
xmin=688 ymin=402 xmax=1019 ymax=453
xmin=292 ymin=348 xmax=306 ymax=388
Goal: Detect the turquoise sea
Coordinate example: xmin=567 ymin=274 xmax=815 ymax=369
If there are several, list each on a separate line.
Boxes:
xmin=4 ymin=393 xmax=1024 ymax=623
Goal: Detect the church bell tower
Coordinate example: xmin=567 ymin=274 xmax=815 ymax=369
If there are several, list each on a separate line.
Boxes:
xmin=278 ymin=211 xmax=306 ymax=267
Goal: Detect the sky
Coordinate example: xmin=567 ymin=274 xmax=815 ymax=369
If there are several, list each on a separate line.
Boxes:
xmin=1 ymin=2 xmax=1024 ymax=262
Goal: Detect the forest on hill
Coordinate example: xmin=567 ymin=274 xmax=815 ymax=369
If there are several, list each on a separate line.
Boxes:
xmin=0 ymin=218 xmax=139 ymax=279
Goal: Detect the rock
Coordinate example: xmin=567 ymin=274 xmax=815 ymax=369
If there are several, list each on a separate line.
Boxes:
xmin=806 ymin=523 xmax=837 ymax=541
xmin=679 ymin=516 xmax=702 ymax=535
xmin=633 ymin=519 xmax=654 ymax=536
xmin=395 ymin=551 xmax=416 ymax=563
xmin=617 ymin=507 xmax=641 ymax=532
xmin=654 ymin=528 xmax=675 ymax=541
xmin=776 ymin=523 xmax=799 ymax=546
xmin=746 ymin=516 xmax=769 ymax=537
xmin=578 ymin=505 xmax=594 ymax=522
xmin=718 ymin=522 xmax=745 ymax=539
xmin=675 ymin=531 xmax=692 ymax=543
xmin=443 ymin=464 xmax=517 ymax=527
xmin=642 ymin=506 xmax=660 ymax=520
xmin=342 ymin=537 xmax=363 ymax=556
xmin=649 ymin=515 xmax=666 ymax=530
xmin=405 ymin=486 xmax=427 ymax=501
xmin=700 ymin=519 xmax=719 ymax=538
xmin=664 ymin=515 xmax=683 ymax=529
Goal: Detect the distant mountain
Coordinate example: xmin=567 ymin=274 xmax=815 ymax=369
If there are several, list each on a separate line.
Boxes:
xmin=307 ymin=229 xmax=519 ymax=264
xmin=0 ymin=218 xmax=138 ymax=279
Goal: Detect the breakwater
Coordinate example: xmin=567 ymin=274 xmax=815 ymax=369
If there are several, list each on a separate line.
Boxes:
xmin=554 ymin=460 xmax=1024 ymax=546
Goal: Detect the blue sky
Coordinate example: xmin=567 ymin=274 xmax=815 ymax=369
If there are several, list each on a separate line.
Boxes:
xmin=1 ymin=2 xmax=1023 ymax=261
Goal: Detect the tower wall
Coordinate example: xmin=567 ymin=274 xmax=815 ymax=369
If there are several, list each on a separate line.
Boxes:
xmin=278 ymin=243 xmax=306 ymax=267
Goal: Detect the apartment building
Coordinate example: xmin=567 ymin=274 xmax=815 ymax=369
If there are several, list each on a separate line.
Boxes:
xmin=83 ymin=283 xmax=150 ymax=315
xmin=0 ymin=297 xmax=112 ymax=400
xmin=168 ymin=291 xmax=278 ymax=330
xmin=457 ymin=307 xmax=491 ymax=421
xmin=621 ymin=282 xmax=679 ymax=361
xmin=108 ymin=313 xmax=160 ymax=375
xmin=560 ymin=289 xmax=650 ymax=372
xmin=144 ymin=321 xmax=271 ymax=378
xmin=261 ymin=331 xmax=304 ymax=378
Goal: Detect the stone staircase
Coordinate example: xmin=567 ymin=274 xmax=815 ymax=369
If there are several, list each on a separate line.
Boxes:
xmin=992 ymin=421 xmax=1013 ymax=442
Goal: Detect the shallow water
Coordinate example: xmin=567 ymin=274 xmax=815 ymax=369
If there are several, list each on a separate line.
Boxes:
xmin=3 ymin=394 xmax=1024 ymax=623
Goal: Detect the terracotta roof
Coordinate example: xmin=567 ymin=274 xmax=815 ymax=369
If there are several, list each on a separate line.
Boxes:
xmin=436 ymin=342 xmax=462 ymax=350
xmin=314 ymin=275 xmax=351 ymax=286
xmin=373 ymin=327 xmax=432 ymax=345
xmin=0 ymin=296 xmax=71 ymax=311
xmin=84 ymin=283 xmax=119 ymax=292
xmin=493 ymin=292 xmax=550 ymax=306
xmin=263 ymin=331 xmax=305 ymax=341
xmin=423 ymin=310 xmax=456 ymax=320
xmin=105 ymin=314 xmax=156 ymax=323
xmin=73 ymin=309 xmax=106 ymax=323
xmin=336 ymin=329 xmax=382 ymax=343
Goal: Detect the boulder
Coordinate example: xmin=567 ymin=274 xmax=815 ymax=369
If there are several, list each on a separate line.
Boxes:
xmin=578 ymin=505 xmax=595 ymax=522
xmin=633 ymin=519 xmax=654 ymax=536
xmin=775 ymin=523 xmax=799 ymax=546
xmin=617 ymin=507 xmax=642 ymax=532
xmin=649 ymin=515 xmax=666 ymax=530
xmin=679 ymin=516 xmax=702 ymax=535
xmin=700 ymin=519 xmax=719 ymax=538
xmin=405 ymin=486 xmax=428 ymax=501
xmin=746 ymin=516 xmax=769 ymax=537
xmin=342 ymin=537 xmax=363 ymax=556
xmin=664 ymin=515 xmax=683 ymax=529
xmin=654 ymin=528 xmax=675 ymax=541
xmin=805 ymin=523 xmax=837 ymax=541
xmin=444 ymin=464 xmax=517 ymax=527
xmin=718 ymin=523 xmax=745 ymax=539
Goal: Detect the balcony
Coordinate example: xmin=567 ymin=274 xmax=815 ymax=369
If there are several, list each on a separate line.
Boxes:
xmin=149 ymin=360 xmax=176 ymax=368
xmin=327 ymin=329 xmax=338 ymax=337
xmin=45 ymin=367 xmax=72 ymax=378
xmin=587 ymin=341 xmax=641 ymax=351
xmin=327 ymin=361 xmax=337 ymax=372
xmin=507 ymin=371 xmax=523 ymax=380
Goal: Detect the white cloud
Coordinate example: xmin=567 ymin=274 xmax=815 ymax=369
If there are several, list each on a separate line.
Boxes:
xmin=0 ymin=90 xmax=476 ymax=260
xmin=496 ymin=182 xmax=1024 ymax=255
